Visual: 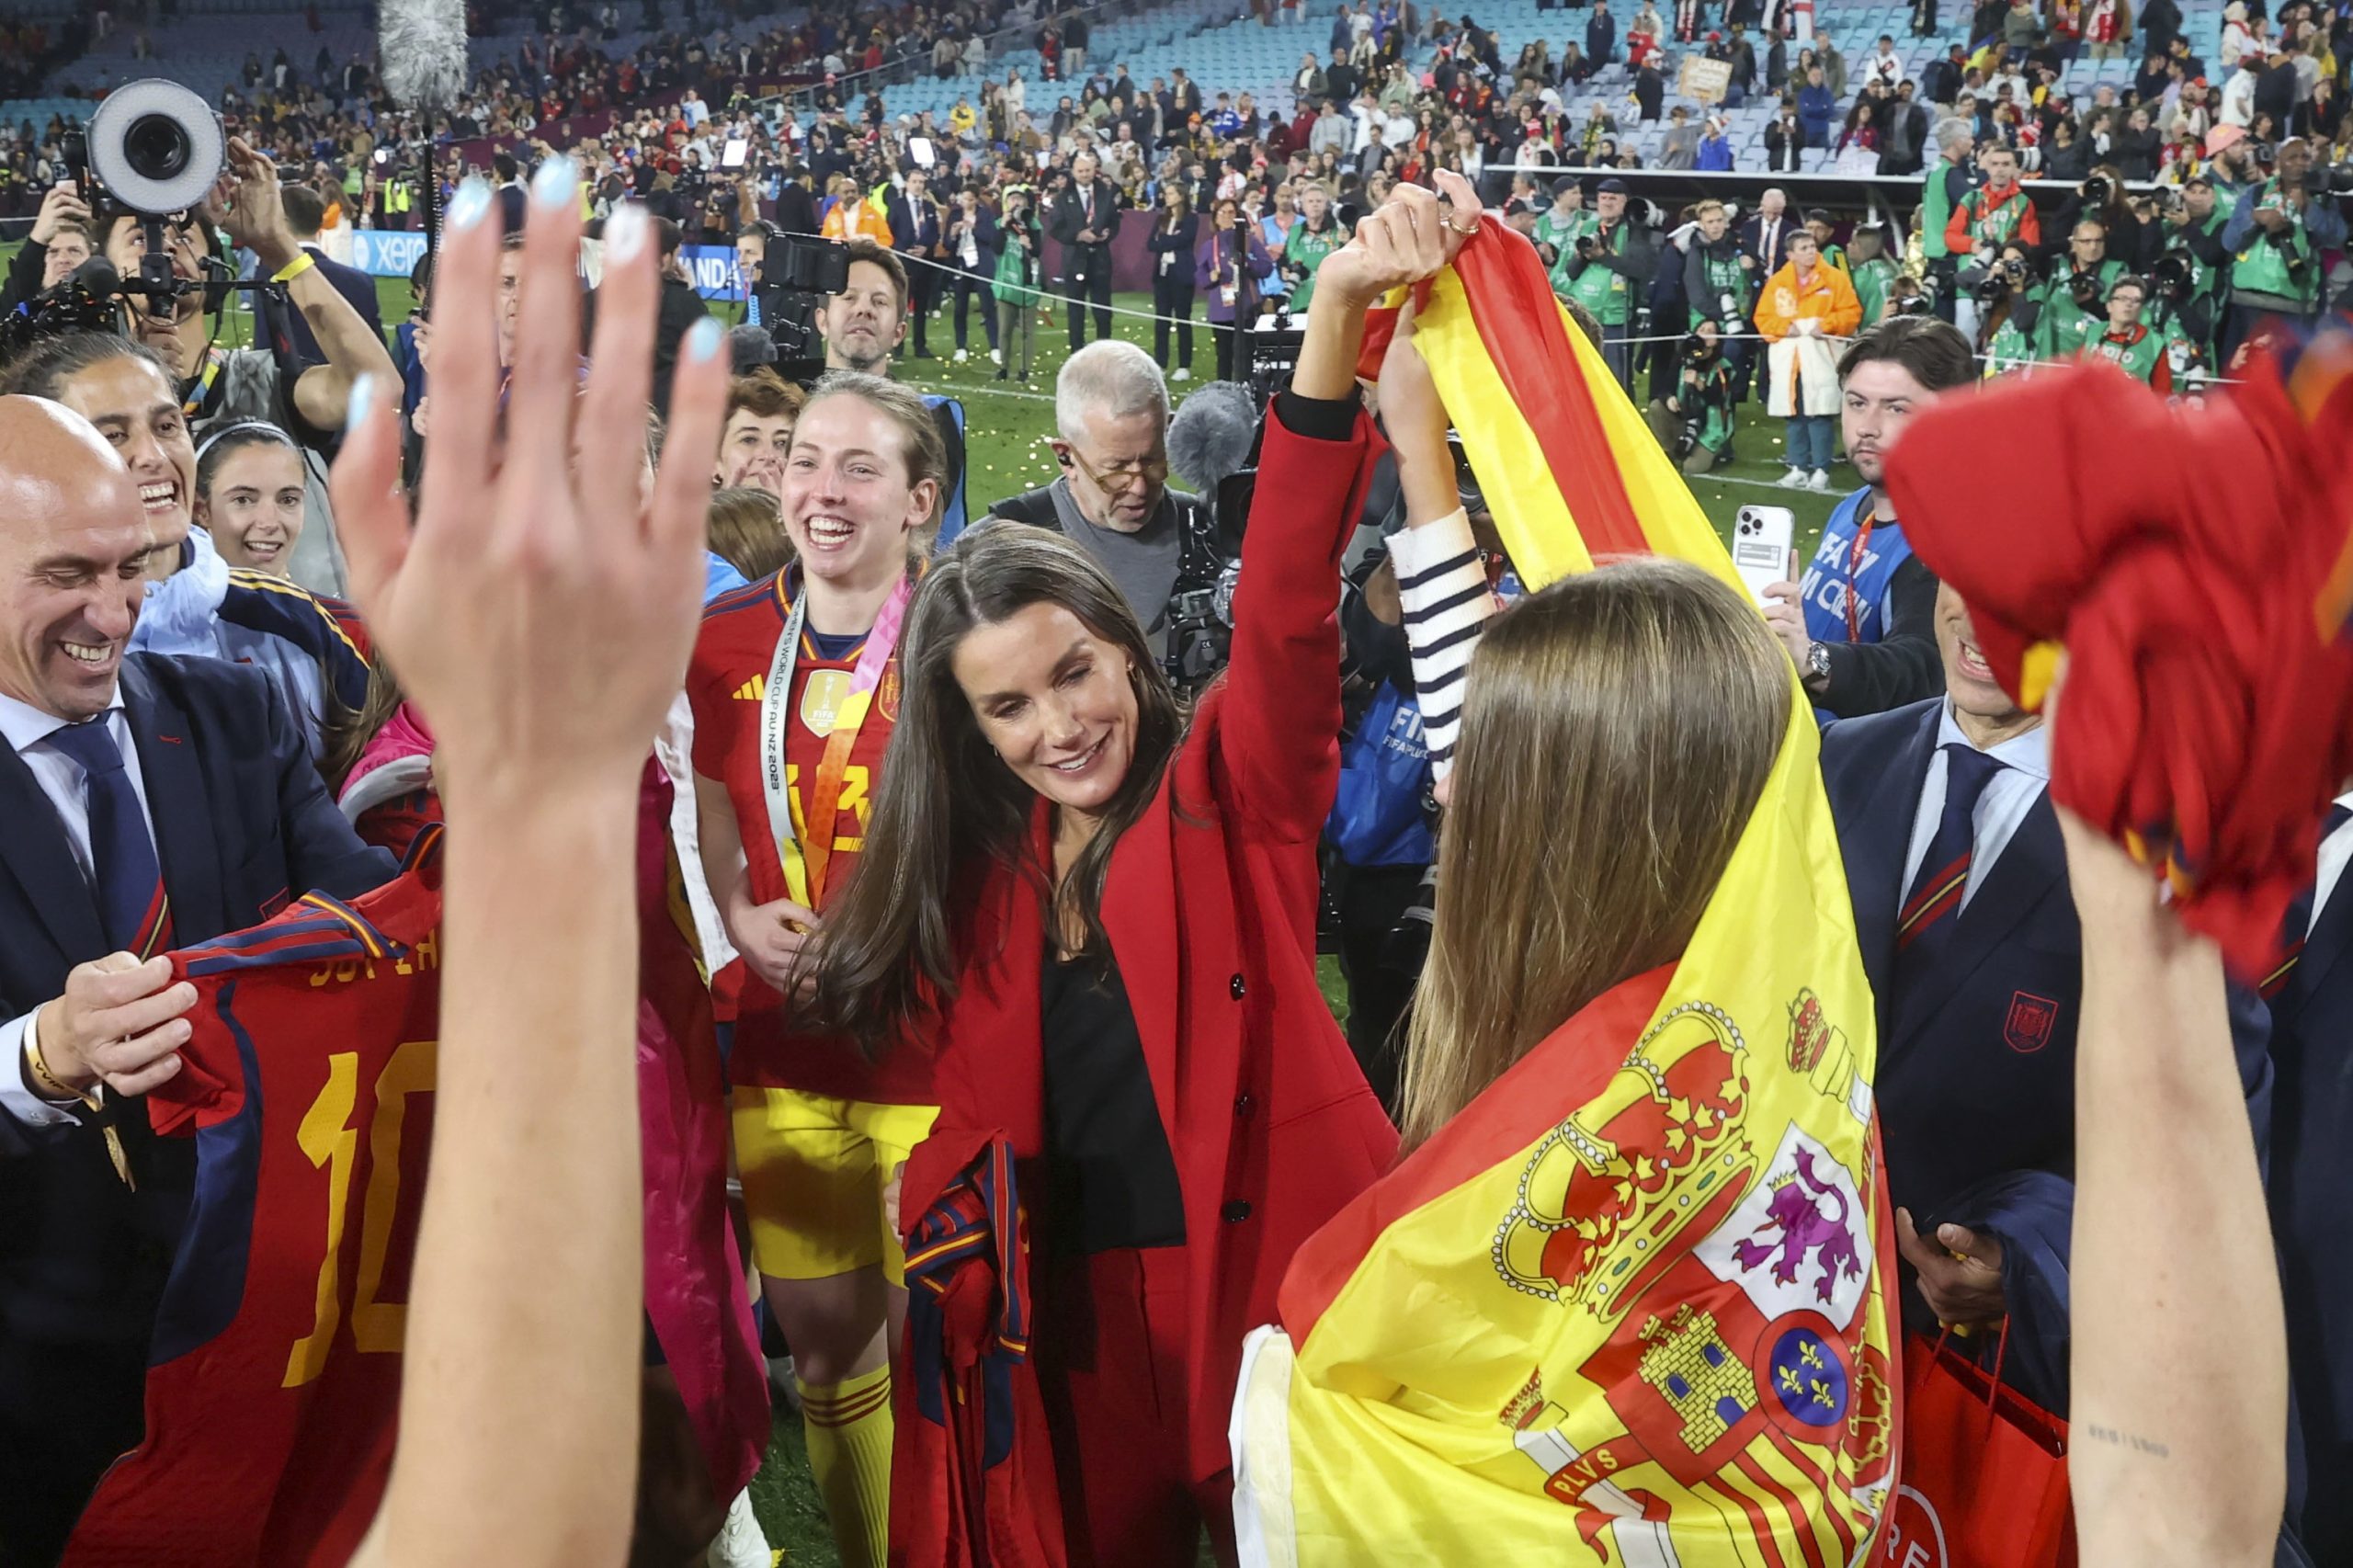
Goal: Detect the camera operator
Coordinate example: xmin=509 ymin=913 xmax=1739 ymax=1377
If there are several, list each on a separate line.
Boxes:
xmin=984 ymin=338 xmax=1219 ymax=682
xmin=1561 ymin=176 xmax=1656 ymax=389
xmin=1644 ymin=316 xmax=1740 ymax=474
xmin=1917 ymin=121 xmax=1978 ymax=322
xmin=2219 ymin=135 xmax=2347 ymax=361
xmin=1965 ymin=241 xmax=2045 ymax=374
xmin=0 ymin=179 xmax=97 ymax=318
xmin=1681 ymin=196 xmax=1751 ymax=369
xmin=2051 ymin=166 xmax=2158 ymax=272
xmin=2154 ymin=175 xmax=2231 ymax=345
xmin=100 ymin=137 xmax=396 ymax=436
xmin=2033 ymin=217 xmax=2126 ymax=356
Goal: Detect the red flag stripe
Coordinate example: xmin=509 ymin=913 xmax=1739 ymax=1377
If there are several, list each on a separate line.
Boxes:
xmin=1733 ymin=1450 xmax=1829 ymax=1568
xmin=1699 ymin=1475 xmax=1793 ymax=1568
xmin=1450 ymin=225 xmax=1650 ymax=557
xmin=1766 ymin=1429 xmax=1860 ymax=1564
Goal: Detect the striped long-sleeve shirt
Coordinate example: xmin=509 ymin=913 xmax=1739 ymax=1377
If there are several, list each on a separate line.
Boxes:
xmin=1386 ymin=507 xmax=1497 ymax=780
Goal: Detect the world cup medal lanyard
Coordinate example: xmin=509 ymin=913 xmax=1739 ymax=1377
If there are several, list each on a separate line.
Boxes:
xmin=759 ymin=570 xmax=915 ymax=912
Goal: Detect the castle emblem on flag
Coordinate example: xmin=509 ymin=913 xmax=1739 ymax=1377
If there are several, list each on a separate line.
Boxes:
xmin=1637 ymin=1304 xmax=1757 ymax=1453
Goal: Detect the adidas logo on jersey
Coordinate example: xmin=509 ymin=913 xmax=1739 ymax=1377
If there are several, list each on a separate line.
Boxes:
xmin=733 ymin=676 xmax=767 ymax=701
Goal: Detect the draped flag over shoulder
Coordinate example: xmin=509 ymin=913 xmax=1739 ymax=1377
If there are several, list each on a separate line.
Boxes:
xmin=1232 ymin=685 xmax=1897 ymax=1568
xmin=1358 ymin=221 xmax=1743 ymax=596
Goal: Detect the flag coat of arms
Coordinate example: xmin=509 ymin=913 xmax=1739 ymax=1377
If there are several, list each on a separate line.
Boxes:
xmin=1232 ymin=689 xmax=1897 ymax=1568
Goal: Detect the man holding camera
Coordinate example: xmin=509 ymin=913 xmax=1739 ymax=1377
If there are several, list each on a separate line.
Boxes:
xmin=1 ymin=181 xmax=98 ymax=320
xmin=2219 ymin=136 xmax=2347 ymax=362
xmin=984 ymin=339 xmax=1215 ymax=676
xmin=1532 ymin=177 xmax=1596 ymax=301
xmin=2033 ymin=218 xmax=2125 ymax=357
xmin=1560 ymin=176 xmax=1655 ymax=391
xmin=2156 ymin=176 xmax=2231 ymax=345
xmin=1645 ymin=316 xmax=1740 ymax=475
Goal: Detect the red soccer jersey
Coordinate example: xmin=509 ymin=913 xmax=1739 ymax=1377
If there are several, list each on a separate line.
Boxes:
xmin=687 ymin=570 xmax=930 ymax=1103
xmin=64 ymin=837 xmax=446 ymax=1568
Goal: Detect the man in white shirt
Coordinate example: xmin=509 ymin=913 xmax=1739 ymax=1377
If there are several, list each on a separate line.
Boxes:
xmin=1868 ymin=33 xmax=1905 ymax=89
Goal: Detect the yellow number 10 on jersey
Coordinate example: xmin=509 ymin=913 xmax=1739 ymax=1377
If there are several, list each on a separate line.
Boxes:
xmin=285 ymin=1040 xmax=438 ymax=1389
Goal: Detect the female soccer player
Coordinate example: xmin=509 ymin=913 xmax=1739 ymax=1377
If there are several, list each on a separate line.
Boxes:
xmin=687 ymin=370 xmax=944 ymax=1568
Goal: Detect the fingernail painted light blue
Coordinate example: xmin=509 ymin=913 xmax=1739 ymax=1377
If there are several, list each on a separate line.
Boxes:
xmin=446 ymin=180 xmax=491 ymax=231
xmin=685 ymin=318 xmax=723 ymax=362
xmin=531 ymin=155 xmax=578 ymax=208
xmin=347 ymin=373 xmax=376 ymax=429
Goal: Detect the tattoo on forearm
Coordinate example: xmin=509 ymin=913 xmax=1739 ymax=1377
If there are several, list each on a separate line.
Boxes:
xmin=2083 ymin=1424 xmax=2172 ymax=1459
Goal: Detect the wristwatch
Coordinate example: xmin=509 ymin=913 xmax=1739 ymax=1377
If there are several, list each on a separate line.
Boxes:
xmin=1803 ymin=640 xmax=1833 ymax=689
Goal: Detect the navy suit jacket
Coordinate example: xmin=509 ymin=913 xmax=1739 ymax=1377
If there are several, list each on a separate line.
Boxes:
xmin=1821 ymin=699 xmax=2272 ymax=1404
xmin=254 ymin=243 xmax=389 ymax=411
xmin=2270 ymin=869 xmax=2353 ymax=1444
xmin=0 ymin=655 xmax=395 ymax=1346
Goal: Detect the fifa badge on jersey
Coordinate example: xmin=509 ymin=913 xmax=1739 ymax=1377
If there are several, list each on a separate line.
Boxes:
xmin=801 ymin=668 xmax=851 ymax=736
xmin=2003 ymin=991 xmax=2059 ymax=1054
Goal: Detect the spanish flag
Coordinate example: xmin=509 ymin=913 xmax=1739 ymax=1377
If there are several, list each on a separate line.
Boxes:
xmin=1232 ymin=685 xmax=1897 ymax=1568
xmin=1363 ymin=222 xmax=1743 ymax=596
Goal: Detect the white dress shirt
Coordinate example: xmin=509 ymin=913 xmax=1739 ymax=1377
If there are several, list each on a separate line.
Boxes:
xmin=0 ymin=688 xmax=155 ymax=1130
xmin=2309 ymin=790 xmax=2353 ymax=936
xmin=1899 ymin=703 xmax=2052 ymax=912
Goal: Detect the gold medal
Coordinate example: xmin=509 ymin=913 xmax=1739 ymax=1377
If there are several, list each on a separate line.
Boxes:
xmin=800 ymin=668 xmax=850 ymax=737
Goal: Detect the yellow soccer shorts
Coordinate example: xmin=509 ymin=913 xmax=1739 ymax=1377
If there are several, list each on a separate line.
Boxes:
xmin=732 ymin=1087 xmax=940 ymax=1285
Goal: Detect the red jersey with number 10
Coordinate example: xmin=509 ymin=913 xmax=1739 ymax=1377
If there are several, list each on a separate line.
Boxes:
xmin=63 ymin=833 xmax=445 ymax=1568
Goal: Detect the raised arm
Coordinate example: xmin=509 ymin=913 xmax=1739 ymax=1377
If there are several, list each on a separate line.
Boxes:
xmin=1217 ymin=172 xmax=1477 ymax=837
xmin=330 ymin=169 xmax=729 ymax=1568
xmin=2060 ymin=809 xmax=2286 ymax=1566
xmin=212 ymin=138 xmax=400 ymax=435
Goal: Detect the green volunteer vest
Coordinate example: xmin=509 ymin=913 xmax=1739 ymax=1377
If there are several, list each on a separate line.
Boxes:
xmin=1851 ymin=256 xmax=1897 ymax=324
xmin=1689 ymin=244 xmax=1747 ymax=328
xmin=1567 ymin=221 xmax=1633 ymax=325
xmin=993 ymin=238 xmax=1040 ymax=307
xmin=1983 ymin=312 xmax=2039 ymax=378
xmin=2231 ymin=178 xmax=2317 ymax=307
xmin=1922 ymin=159 xmax=1958 ymax=261
xmin=1285 ymin=220 xmax=1347 ymax=312
xmin=2034 ymin=259 xmax=2124 ymax=355
xmin=1537 ymin=208 xmax=1597 ymax=301
xmin=1958 ymin=185 xmax=2034 ymax=250
xmin=2084 ymin=323 xmax=2166 ymax=382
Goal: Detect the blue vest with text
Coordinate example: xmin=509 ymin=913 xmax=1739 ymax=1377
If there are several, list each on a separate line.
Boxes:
xmin=926 ymin=393 xmax=972 ymax=545
xmin=1800 ymin=487 xmax=1913 ymax=647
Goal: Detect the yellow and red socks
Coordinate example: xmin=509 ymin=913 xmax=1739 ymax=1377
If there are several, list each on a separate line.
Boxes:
xmin=798 ymin=1365 xmax=893 ymax=1568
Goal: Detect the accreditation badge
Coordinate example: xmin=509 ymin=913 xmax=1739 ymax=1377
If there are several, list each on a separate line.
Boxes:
xmin=800 ymin=668 xmax=850 ymax=737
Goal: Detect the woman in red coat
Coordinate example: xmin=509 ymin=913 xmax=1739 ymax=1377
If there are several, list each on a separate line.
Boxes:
xmin=808 ymin=172 xmax=1485 ymax=1565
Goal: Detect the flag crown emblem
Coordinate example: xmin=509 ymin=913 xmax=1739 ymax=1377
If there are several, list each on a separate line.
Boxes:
xmin=1492 ymin=1001 xmax=1754 ymax=1320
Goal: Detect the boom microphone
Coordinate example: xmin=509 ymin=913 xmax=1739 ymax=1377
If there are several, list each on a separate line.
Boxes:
xmin=1165 ymin=381 xmax=1258 ymax=495
xmin=379 ymin=0 xmax=468 ymax=251
xmin=379 ymin=0 xmax=468 ymax=117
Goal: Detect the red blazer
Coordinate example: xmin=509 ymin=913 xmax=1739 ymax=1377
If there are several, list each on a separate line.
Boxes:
xmin=900 ymin=400 xmax=1401 ymax=1488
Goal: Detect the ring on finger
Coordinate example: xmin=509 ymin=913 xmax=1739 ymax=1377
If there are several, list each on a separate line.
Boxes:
xmin=1443 ymin=215 xmax=1481 ymax=234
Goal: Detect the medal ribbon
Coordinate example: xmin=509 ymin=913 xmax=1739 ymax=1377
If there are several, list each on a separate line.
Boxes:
xmin=760 ymin=571 xmax=915 ymax=910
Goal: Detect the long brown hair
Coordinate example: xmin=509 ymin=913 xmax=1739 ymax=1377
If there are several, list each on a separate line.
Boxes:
xmin=1398 ymin=559 xmax=1790 ymax=1148
xmin=804 ymin=520 xmax=1185 ymax=1055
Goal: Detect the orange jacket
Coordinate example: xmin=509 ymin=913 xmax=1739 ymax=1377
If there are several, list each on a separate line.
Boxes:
xmin=1752 ymin=257 xmax=1863 ymax=342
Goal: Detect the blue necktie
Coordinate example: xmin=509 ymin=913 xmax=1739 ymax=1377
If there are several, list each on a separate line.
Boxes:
xmin=45 ymin=720 xmax=173 ymax=959
xmin=1894 ymin=743 xmax=2006 ymax=975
